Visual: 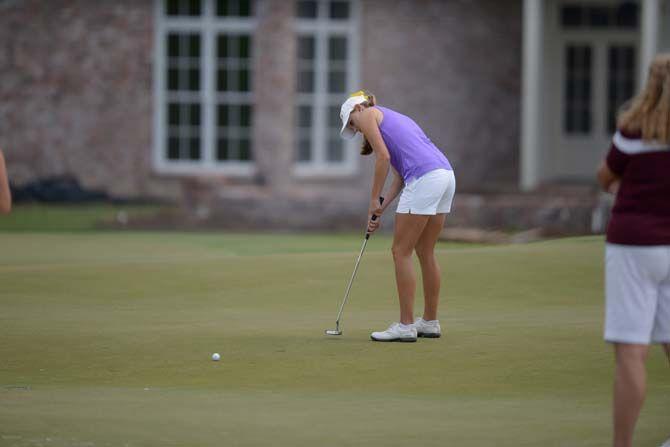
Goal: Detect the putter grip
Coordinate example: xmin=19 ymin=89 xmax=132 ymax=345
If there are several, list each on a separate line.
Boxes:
xmin=365 ymin=197 xmax=384 ymax=239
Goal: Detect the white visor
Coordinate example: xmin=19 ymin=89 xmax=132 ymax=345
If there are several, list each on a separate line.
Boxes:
xmin=339 ymin=95 xmax=368 ymax=140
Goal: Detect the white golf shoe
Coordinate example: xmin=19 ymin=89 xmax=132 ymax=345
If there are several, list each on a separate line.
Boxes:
xmin=412 ymin=318 xmax=441 ymax=338
xmin=370 ymin=322 xmax=417 ymax=342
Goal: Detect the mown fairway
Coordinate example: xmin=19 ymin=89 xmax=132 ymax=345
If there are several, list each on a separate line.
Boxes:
xmin=0 ymin=228 xmax=668 ymax=446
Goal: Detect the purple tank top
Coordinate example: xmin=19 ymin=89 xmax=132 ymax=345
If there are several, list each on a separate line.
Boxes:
xmin=376 ymin=106 xmax=452 ymax=182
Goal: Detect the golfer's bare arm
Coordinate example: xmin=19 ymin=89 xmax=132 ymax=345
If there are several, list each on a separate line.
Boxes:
xmin=382 ymin=168 xmax=404 ymax=213
xmin=0 ymin=149 xmax=11 ymax=214
xmin=597 ymin=161 xmax=620 ymax=194
xmin=358 ymin=108 xmax=391 ymax=203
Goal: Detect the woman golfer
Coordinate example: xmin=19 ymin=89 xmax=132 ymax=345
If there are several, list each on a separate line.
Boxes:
xmin=597 ymin=54 xmax=670 ymax=447
xmin=339 ymin=90 xmax=455 ymax=342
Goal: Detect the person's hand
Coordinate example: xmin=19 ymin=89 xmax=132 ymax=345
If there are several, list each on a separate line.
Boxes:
xmin=367 ymin=198 xmax=383 ymax=233
xmin=608 ymin=180 xmax=620 ymax=195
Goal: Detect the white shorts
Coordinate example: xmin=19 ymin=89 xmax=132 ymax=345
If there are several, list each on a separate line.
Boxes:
xmin=396 ymin=169 xmax=456 ymax=215
xmin=605 ymin=243 xmax=670 ymax=344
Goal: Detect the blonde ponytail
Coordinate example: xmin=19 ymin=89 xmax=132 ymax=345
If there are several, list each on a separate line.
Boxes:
xmin=355 ymin=90 xmax=377 ymax=155
xmin=618 ymin=53 xmax=670 ymax=143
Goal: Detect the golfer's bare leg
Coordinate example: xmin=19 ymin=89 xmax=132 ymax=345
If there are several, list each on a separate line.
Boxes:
xmin=613 ymin=343 xmax=649 ymax=447
xmin=663 ymin=343 xmax=670 ymax=367
xmin=414 ymin=213 xmax=447 ymax=321
xmin=392 ymin=213 xmax=429 ymax=325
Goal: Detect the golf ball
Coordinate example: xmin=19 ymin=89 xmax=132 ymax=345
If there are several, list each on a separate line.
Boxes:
xmin=212 ymin=353 xmax=221 ymax=361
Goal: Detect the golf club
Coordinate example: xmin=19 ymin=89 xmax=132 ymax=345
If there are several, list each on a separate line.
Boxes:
xmin=325 ymin=197 xmax=384 ymax=336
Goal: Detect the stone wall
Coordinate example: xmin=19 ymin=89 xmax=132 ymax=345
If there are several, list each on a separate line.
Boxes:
xmin=362 ymin=0 xmax=522 ymax=190
xmin=0 ymin=0 xmax=182 ymax=199
xmin=0 ymin=0 xmax=523 ymax=228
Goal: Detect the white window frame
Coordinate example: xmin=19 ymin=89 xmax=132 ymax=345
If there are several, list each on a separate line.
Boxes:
xmin=293 ymin=0 xmax=361 ymax=178
xmin=153 ymin=0 xmax=257 ymax=176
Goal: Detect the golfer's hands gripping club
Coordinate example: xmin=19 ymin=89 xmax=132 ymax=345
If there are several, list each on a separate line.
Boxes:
xmin=367 ymin=197 xmax=385 ymax=236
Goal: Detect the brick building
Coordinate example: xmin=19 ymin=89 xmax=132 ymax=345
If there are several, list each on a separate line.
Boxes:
xmin=1 ymin=0 xmax=669 ymax=230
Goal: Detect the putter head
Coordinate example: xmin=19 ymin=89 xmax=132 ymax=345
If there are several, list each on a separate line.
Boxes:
xmin=325 ymin=329 xmax=342 ymax=336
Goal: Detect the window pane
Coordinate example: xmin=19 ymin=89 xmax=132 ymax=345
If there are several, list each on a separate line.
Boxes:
xmin=615 ymin=3 xmax=638 ymax=28
xmin=328 ymin=106 xmax=341 ymax=128
xmin=168 ymin=103 xmax=180 ymax=126
xmin=297 ymin=0 xmax=317 ymax=18
xmin=167 ymin=33 xmax=200 ymax=92
xmin=607 ymin=46 xmax=635 ymax=133
xmin=217 ymin=70 xmax=228 ymax=91
xmin=190 ymin=104 xmax=200 ymax=126
xmin=328 ymin=70 xmax=346 ymax=93
xmin=189 ymin=138 xmax=201 ymax=160
xmin=166 ymin=0 xmax=180 ymax=16
xmin=188 ymin=69 xmax=200 ymax=91
xmin=217 ymin=0 xmax=253 ymax=17
xmin=297 ymin=106 xmax=312 ymax=127
xmin=561 ymin=5 xmax=582 ymax=27
xmin=189 ymin=35 xmax=200 ymax=57
xmin=217 ymin=0 xmax=230 ymax=16
xmin=218 ymin=105 xmax=229 ymax=126
xmin=240 ymin=105 xmax=251 ymax=127
xmin=564 ymin=45 xmax=592 ymax=134
xmin=167 ymin=137 xmax=180 ymax=160
xmin=297 ymin=70 xmax=314 ymax=92
xmin=187 ymin=0 xmax=201 ymax=15
xmin=239 ymin=139 xmax=251 ymax=161
xmin=168 ymin=34 xmax=180 ymax=57
xmin=562 ymin=4 xmax=639 ymax=30
xmin=298 ymin=36 xmax=315 ymax=60
xmin=329 ymin=1 xmax=349 ymax=19
xmin=239 ymin=36 xmax=250 ymax=59
xmin=327 ymin=139 xmax=343 ymax=162
xmin=587 ymin=6 xmax=610 ymax=27
xmin=218 ymin=35 xmax=228 ymax=59
xmin=217 ymin=34 xmax=252 ymax=93
xmin=165 ymin=0 xmax=201 ymax=16
xmin=328 ymin=37 xmax=347 ymax=61
xmin=239 ymin=69 xmax=250 ymax=91
xmin=217 ymin=139 xmax=229 ymax=160
xmin=239 ymin=0 xmax=251 ymax=17
xmin=168 ymin=69 xmax=179 ymax=91
xmin=297 ymin=139 xmax=312 ymax=162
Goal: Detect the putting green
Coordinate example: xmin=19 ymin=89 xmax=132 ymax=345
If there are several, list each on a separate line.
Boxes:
xmin=0 ymin=232 xmax=668 ymax=446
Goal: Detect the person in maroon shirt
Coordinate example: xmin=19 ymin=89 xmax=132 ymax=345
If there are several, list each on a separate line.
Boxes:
xmin=597 ymin=53 xmax=670 ymax=447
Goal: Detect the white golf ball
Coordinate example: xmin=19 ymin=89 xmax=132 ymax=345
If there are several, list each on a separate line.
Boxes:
xmin=211 ymin=353 xmax=221 ymax=361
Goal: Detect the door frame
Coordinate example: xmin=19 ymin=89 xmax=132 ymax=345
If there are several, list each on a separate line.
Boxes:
xmin=544 ymin=0 xmax=639 ymax=182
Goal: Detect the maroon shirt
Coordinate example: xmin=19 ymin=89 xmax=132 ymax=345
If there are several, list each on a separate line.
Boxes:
xmin=606 ymin=130 xmax=670 ymax=245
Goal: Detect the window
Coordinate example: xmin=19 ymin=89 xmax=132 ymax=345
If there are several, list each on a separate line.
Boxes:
xmin=607 ymin=46 xmax=635 ymax=134
xmin=166 ymin=33 xmax=202 ymax=161
xmin=564 ymin=45 xmax=592 ymax=134
xmin=294 ymin=0 xmax=359 ymax=175
xmin=216 ymin=34 xmax=253 ymax=162
xmin=560 ymin=3 xmax=638 ymax=29
xmin=154 ymin=0 xmax=256 ymax=174
xmin=216 ymin=0 xmax=252 ymax=16
xmin=166 ymin=0 xmax=202 ymax=16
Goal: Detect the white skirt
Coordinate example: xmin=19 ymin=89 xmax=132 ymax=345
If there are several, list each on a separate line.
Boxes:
xmin=396 ymin=169 xmax=456 ymax=215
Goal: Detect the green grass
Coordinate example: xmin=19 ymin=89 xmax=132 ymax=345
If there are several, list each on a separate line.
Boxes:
xmin=0 ymin=204 xmax=164 ymax=232
xmin=0 ymin=231 xmax=668 ymax=446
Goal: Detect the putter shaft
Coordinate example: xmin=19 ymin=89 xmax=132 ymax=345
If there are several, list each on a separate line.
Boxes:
xmin=334 ymin=237 xmax=368 ymax=327
xmin=329 ymin=197 xmax=384 ymax=334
